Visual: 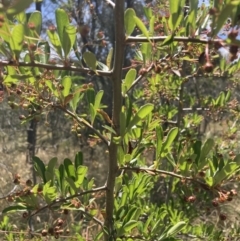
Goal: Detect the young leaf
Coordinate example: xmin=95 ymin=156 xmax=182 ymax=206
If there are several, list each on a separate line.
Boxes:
xmin=10 ymin=24 xmax=24 ymax=60
xmin=127 ymin=104 xmax=154 ymax=132
xmin=123 ymin=68 xmax=136 ymax=95
xmin=83 ymin=52 xmax=97 ymax=72
xmin=162 ymin=127 xmax=178 ymax=155
xmin=124 ymin=8 xmax=136 ymax=36
xmin=94 ymin=90 xmax=104 ymax=110
xmin=75 ymin=166 xmax=88 ymax=188
xmin=61 ymin=76 xmax=72 ymax=97
xmin=43 ymin=181 xmax=57 ymax=204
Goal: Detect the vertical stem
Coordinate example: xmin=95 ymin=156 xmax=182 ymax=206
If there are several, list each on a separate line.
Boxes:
xmin=104 ymin=0 xmax=125 ymax=240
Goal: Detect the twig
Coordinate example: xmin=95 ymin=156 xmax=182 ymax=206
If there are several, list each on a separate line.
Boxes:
xmin=0 ymin=60 xmax=112 ymax=76
xmin=126 ymin=36 xmax=223 ymax=44
xmin=29 ymin=186 xmax=106 ymax=219
xmin=56 ymin=106 xmax=109 ymax=146
xmin=120 ymin=166 xmax=208 ymax=187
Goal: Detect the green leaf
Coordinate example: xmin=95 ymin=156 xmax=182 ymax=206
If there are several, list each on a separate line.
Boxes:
xmin=28 ymin=11 xmax=42 ymax=36
xmin=33 ymin=156 xmax=46 ymax=183
xmin=61 ymin=76 xmax=72 ymax=97
xmin=7 ymin=0 xmax=34 ymax=17
xmin=94 ymin=90 xmax=104 ymax=110
xmin=169 ymin=0 xmax=184 ymax=30
xmin=86 ymin=88 xmax=95 ymax=105
xmin=162 ymin=127 xmax=178 ymax=155
xmin=213 ymin=162 xmax=239 ymax=187
xmin=198 ymin=139 xmax=214 ymax=169
xmin=64 ymin=158 xmax=76 ymax=180
xmin=127 ymin=104 xmax=154 ymax=132
xmin=83 ymin=52 xmax=97 ymax=72
xmin=63 ymin=25 xmax=76 ymax=57
xmin=123 ymin=68 xmax=136 ymax=95
xmin=166 ymin=221 xmax=186 ymax=238
xmin=90 ymin=103 xmax=96 ymax=124
xmin=123 ymin=220 xmax=138 ymax=232
xmin=43 ymin=181 xmax=57 ymax=204
xmin=213 ymin=3 xmax=238 ymax=36
xmin=106 ymin=48 xmax=113 ymax=69
xmin=55 ymin=9 xmax=69 ymax=47
xmin=75 ymin=152 xmax=83 ymax=169
xmin=37 ymin=41 xmax=50 ymax=64
xmin=124 ymin=8 xmax=136 ymax=36
xmin=156 ymin=125 xmax=163 ymax=159
xmin=133 ymin=16 xmax=149 ymax=39
xmin=75 ymin=166 xmax=88 ymax=188
xmin=10 ymin=24 xmax=24 ymax=60
xmin=2 ymin=204 xmax=27 ymax=214
xmin=161 ymin=34 xmax=174 ymax=46
xmin=47 ymin=30 xmax=62 ymax=58
xmin=45 ymin=157 xmax=57 ymax=183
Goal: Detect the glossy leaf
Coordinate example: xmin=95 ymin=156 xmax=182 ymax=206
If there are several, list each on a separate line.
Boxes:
xmin=124 ymin=8 xmax=136 ymax=36
xmin=166 ymin=221 xmax=186 ymax=238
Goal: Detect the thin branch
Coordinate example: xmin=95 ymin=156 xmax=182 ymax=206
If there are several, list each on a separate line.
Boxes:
xmin=127 ymin=63 xmax=154 ymax=93
xmin=56 ymin=106 xmax=109 ymax=146
xmin=120 ymin=166 xmax=208 ymax=187
xmin=0 ymin=60 xmax=112 ymax=76
xmin=29 ymin=186 xmax=106 ymax=221
xmin=126 ymin=36 xmax=223 ymax=44
xmin=78 ymin=209 xmax=104 ymax=227
xmin=105 ymin=0 xmax=115 ymax=8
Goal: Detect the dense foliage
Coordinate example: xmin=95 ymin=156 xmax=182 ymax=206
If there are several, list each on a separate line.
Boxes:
xmin=0 ymin=0 xmax=240 ymax=240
